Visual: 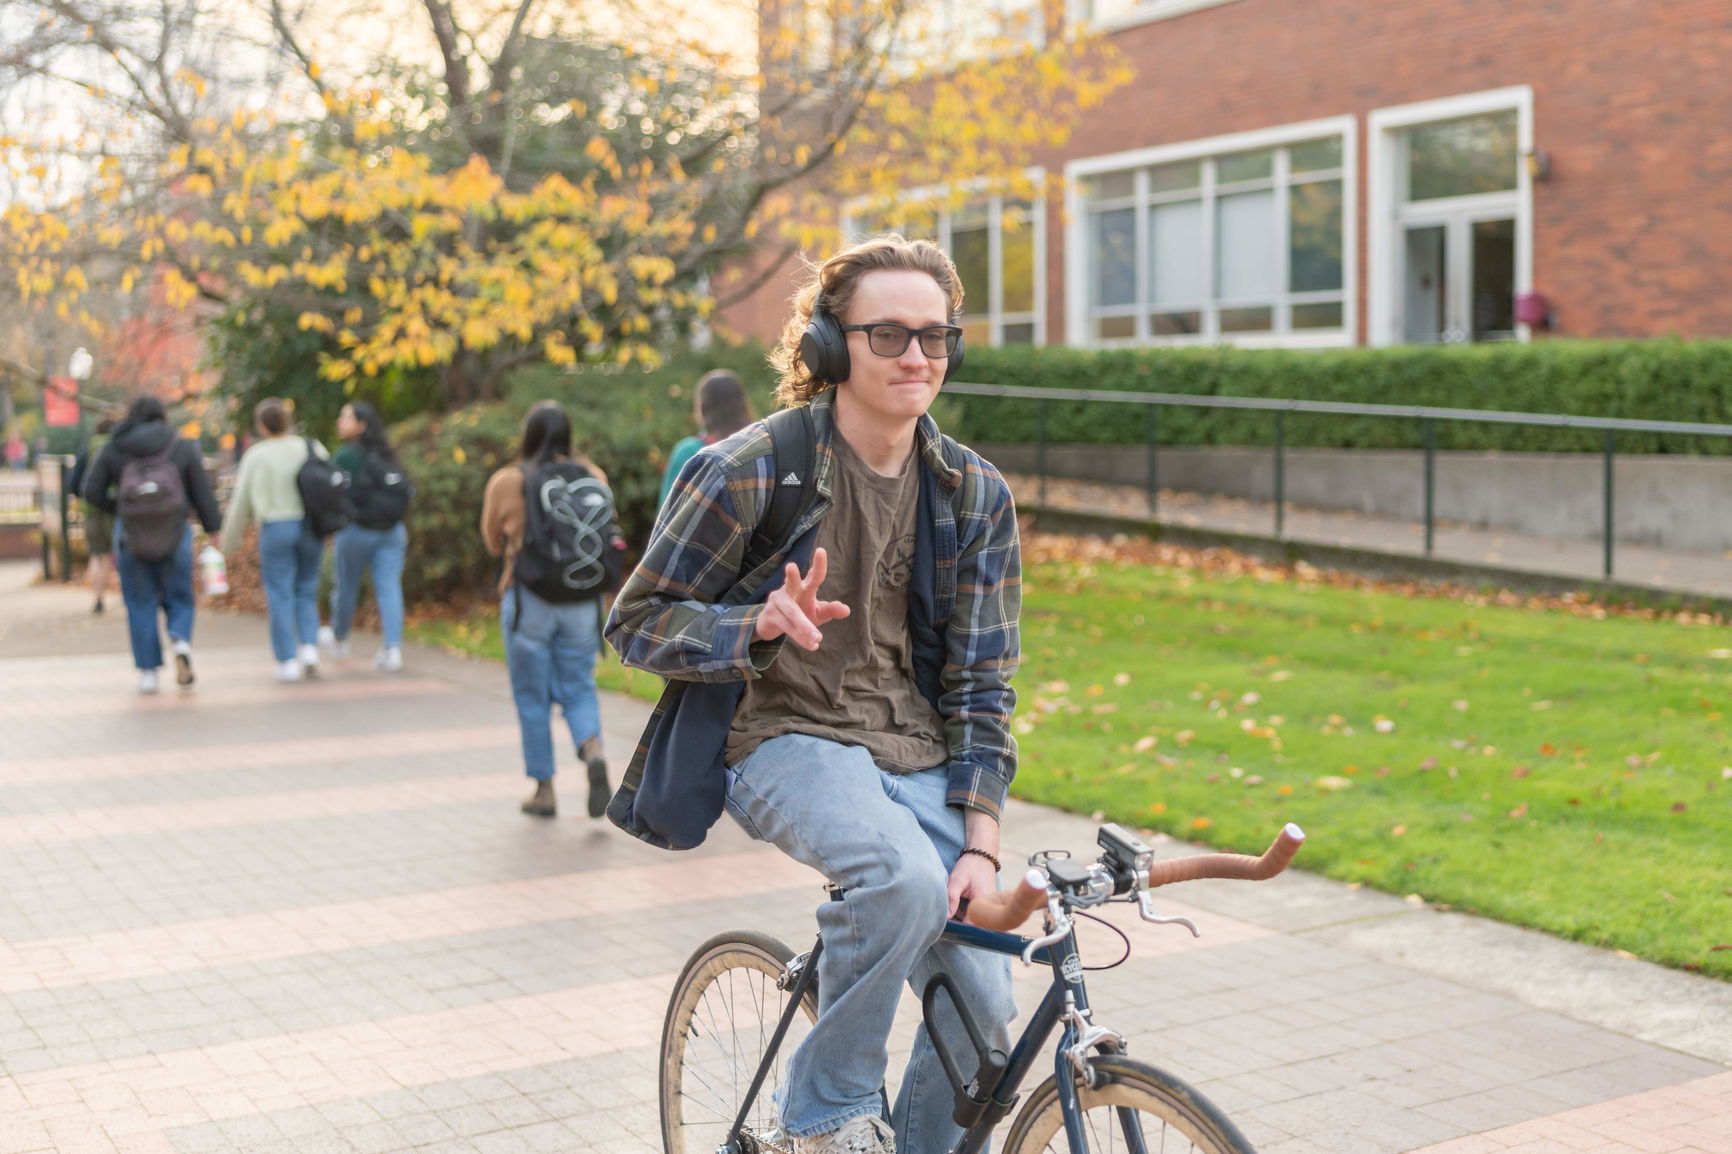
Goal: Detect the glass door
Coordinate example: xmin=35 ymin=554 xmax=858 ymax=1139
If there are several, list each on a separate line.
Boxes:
xmin=1401 ymin=213 xmax=1515 ymax=344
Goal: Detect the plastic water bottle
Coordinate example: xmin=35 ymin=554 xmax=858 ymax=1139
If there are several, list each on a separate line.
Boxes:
xmin=198 ymin=545 xmax=229 ymax=596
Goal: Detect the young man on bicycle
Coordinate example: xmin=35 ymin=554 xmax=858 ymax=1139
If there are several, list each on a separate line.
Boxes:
xmin=606 ymin=234 xmax=1021 ymax=1154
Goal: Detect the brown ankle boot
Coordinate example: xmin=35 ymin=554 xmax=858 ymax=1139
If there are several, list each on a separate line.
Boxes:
xmin=521 ymin=779 xmax=556 ymax=817
xmin=580 ymin=737 xmax=609 ymax=819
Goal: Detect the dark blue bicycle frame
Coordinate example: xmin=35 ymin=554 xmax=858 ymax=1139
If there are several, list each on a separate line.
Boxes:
xmin=723 ymin=916 xmax=1146 ymax=1154
xmin=940 ymin=919 xmax=1140 ymax=1154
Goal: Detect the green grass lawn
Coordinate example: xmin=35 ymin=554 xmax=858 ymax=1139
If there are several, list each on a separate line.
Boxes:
xmin=1016 ymin=543 xmax=1732 ymax=980
xmin=411 ymin=553 xmax=1732 ymax=980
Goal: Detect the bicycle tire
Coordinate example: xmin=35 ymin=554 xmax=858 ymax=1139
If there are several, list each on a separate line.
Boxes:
xmin=661 ymin=930 xmax=819 ymax=1154
xmin=1002 ymin=1053 xmax=1256 ymax=1154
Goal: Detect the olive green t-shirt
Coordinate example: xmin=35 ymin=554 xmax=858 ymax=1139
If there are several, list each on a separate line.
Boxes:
xmin=725 ymin=430 xmax=948 ymax=773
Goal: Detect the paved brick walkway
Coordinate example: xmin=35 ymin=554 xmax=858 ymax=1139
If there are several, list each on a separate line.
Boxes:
xmin=1 ymin=561 xmax=1728 ymax=1154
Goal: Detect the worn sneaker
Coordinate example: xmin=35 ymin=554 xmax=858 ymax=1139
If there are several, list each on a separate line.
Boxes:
xmin=137 ymin=669 xmax=160 ymax=695
xmin=172 ymin=639 xmax=195 ymax=688
xmin=374 ymin=646 xmax=403 ymax=672
xmin=297 ymin=643 xmax=321 ymax=677
xmin=787 ymin=1116 xmax=895 ymax=1154
xmin=275 ymin=659 xmax=304 ymax=683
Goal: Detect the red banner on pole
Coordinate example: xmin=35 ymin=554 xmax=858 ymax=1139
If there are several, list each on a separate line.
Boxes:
xmin=45 ymin=376 xmax=79 ymax=426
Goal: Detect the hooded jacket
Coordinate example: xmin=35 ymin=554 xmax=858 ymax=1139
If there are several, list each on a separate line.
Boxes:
xmin=82 ymin=416 xmax=222 ymax=536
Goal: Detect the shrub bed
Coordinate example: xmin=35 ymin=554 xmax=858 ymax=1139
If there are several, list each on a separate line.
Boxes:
xmin=949 ymin=340 xmax=1732 ymax=455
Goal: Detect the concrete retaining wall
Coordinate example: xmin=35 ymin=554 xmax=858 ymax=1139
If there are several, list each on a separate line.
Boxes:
xmin=975 ymin=444 xmax=1732 ymax=553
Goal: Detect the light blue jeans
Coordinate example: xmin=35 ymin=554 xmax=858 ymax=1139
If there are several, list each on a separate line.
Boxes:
xmin=330 ymin=522 xmax=407 ymax=648
xmin=258 ymin=519 xmax=324 ymax=662
xmin=724 ymin=734 xmax=1016 ymax=1149
xmin=114 ymin=525 xmax=194 ymax=671
xmin=501 ymin=585 xmax=602 ymax=781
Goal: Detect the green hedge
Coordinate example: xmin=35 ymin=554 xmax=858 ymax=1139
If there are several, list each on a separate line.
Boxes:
xmin=389 ymin=344 xmax=775 ymax=603
xmin=947 ymin=341 xmax=1732 ymax=455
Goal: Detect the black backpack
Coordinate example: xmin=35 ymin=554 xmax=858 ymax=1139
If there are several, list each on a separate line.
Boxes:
xmin=350 ymin=450 xmax=414 ymax=529
xmin=297 ymin=438 xmax=354 ymax=539
xmin=515 ymin=460 xmax=626 ymax=603
xmin=116 ymin=444 xmax=188 ymax=561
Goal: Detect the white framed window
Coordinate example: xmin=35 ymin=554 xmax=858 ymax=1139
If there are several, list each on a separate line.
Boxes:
xmin=846 ymin=181 xmax=1046 ymax=346
xmin=1368 ymin=86 xmax=1534 ymax=347
xmin=1075 ymin=0 xmax=1248 ymax=33
xmin=1065 ymin=117 xmax=1356 ymax=348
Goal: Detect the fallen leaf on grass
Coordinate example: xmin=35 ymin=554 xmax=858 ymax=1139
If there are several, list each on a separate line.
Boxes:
xmin=1672 ymin=803 xmax=1688 ymax=813
xmin=1191 ymin=817 xmax=1212 ymax=830
xmin=1507 ymin=803 xmax=1528 ymax=818
xmin=1113 ymin=672 xmax=1132 ymax=687
xmin=1391 ymin=824 xmax=1408 ymax=837
xmin=1314 ymin=776 xmax=1353 ymax=791
xmin=1711 ymin=944 xmax=1732 ymax=952
xmin=1374 ymin=717 xmax=1396 ymax=733
xmin=1132 ymin=736 xmax=1158 ymax=753
xmin=1511 ymin=766 xmax=1531 ymax=778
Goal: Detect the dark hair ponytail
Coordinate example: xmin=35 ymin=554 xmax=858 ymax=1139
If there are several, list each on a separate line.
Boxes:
xmin=349 ymin=401 xmax=396 ymax=464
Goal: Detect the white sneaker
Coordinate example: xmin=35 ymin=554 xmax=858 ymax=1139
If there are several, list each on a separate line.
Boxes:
xmin=317 ymin=625 xmax=335 ymax=648
xmin=275 ymin=659 xmax=304 ymax=683
xmin=333 ymin=639 xmax=351 ymax=660
xmin=784 ymin=1116 xmax=895 ymax=1154
xmin=297 ymin=643 xmax=321 ymax=676
xmin=374 ymin=647 xmax=403 ymax=672
xmin=137 ymin=669 xmax=160 ymax=695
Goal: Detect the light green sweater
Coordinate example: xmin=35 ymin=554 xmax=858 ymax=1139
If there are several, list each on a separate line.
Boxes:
xmin=220 ymin=435 xmax=329 ymax=553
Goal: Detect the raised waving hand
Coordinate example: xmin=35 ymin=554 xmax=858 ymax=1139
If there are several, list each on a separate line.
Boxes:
xmin=753 ymin=546 xmax=851 ymax=650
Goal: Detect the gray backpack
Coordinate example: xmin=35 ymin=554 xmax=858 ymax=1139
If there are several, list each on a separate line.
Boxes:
xmin=117 ymin=446 xmax=188 ymax=560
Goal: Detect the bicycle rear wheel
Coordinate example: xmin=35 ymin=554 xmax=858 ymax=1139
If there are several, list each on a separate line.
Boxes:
xmin=661 ymin=930 xmax=819 ymax=1154
xmin=1002 ymin=1054 xmax=1256 ymax=1154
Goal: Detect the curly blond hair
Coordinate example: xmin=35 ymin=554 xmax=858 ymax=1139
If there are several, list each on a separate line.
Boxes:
xmin=768 ymin=234 xmax=966 ymax=409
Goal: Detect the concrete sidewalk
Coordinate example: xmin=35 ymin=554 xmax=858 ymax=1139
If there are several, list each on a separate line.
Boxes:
xmin=0 ymin=561 xmax=1728 ymax=1154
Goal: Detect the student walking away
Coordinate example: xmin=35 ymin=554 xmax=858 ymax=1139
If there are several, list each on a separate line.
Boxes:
xmin=220 ymin=398 xmax=337 ymax=682
xmin=324 ymin=402 xmax=412 ymax=671
xmin=81 ymin=398 xmax=222 ymax=693
xmin=482 ymin=401 xmax=623 ymax=820
xmin=68 ymin=415 xmax=117 ymax=614
xmin=607 ymin=234 xmax=1021 ymax=1154
xmin=657 ymin=368 xmax=755 ymax=509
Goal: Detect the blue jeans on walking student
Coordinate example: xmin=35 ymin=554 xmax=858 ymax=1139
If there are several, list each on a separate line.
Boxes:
xmin=501 ymin=585 xmax=602 ymax=781
xmin=723 ymin=735 xmax=1016 ymax=1151
xmin=258 ymin=519 xmax=324 ymax=661
xmin=330 ymin=522 xmax=407 ymax=649
xmin=114 ymin=524 xmax=195 ymax=671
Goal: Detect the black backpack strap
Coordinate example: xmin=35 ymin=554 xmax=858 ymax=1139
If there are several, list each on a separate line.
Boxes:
xmin=744 ymin=405 xmax=817 ymax=574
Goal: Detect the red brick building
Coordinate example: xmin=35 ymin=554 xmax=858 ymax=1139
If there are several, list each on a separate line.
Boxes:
xmin=721 ymin=0 xmax=1732 ymax=351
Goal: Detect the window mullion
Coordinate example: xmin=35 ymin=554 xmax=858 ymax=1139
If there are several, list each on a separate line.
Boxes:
xmin=1202 ymin=158 xmax=1218 ymax=340
xmin=1133 ymin=167 xmax=1150 ymax=341
xmin=989 ymin=195 xmax=1004 ymax=345
xmin=1275 ymin=147 xmax=1291 ymax=333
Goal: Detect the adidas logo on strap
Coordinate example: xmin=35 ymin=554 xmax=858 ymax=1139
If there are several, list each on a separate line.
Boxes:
xmin=780 ymin=471 xmax=802 ymax=486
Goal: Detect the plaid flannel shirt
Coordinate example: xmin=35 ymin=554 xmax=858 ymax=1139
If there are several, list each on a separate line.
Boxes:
xmin=605 ymin=388 xmax=1022 ymax=820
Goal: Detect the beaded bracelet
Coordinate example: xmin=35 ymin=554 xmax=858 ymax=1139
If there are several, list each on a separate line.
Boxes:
xmin=959 ymin=846 xmax=1002 ymax=872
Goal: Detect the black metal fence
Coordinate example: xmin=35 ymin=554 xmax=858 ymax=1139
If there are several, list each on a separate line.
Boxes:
xmin=945 ymin=382 xmax=1732 ymax=580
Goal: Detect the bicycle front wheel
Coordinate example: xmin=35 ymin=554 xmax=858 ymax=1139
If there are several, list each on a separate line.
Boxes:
xmin=660 ymin=930 xmax=819 ymax=1154
xmin=1003 ymin=1054 xmax=1256 ymax=1154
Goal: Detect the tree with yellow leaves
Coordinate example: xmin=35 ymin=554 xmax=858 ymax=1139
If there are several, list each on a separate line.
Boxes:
xmin=1 ymin=0 xmax=1129 ymax=417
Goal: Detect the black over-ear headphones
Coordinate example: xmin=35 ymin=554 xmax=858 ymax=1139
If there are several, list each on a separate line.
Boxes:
xmin=799 ymin=305 xmax=966 ymax=387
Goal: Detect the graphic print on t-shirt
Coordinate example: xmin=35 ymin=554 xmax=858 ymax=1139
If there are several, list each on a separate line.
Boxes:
xmin=878 ymin=534 xmax=916 ymax=592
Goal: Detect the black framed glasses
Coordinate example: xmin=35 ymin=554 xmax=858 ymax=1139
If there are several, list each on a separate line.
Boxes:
xmin=841 ymin=322 xmax=962 ymax=359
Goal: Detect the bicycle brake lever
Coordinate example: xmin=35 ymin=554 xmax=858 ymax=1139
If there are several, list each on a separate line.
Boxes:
xmin=1021 ymin=890 xmax=1071 ymax=965
xmin=1136 ymin=891 xmax=1200 ymax=937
